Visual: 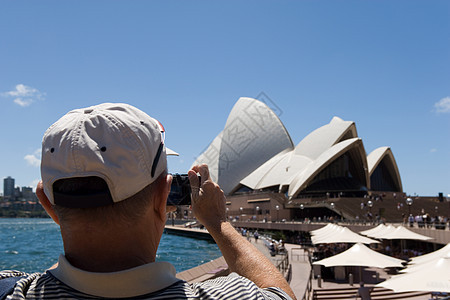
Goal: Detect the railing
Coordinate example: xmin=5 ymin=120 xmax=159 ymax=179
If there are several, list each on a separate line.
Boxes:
xmin=178 ymin=216 xmax=449 ymax=229
xmin=291 ymin=247 xmax=310 ymax=262
xmin=276 ymin=251 xmax=290 ymax=275
xmin=302 ymin=267 xmax=314 ymax=300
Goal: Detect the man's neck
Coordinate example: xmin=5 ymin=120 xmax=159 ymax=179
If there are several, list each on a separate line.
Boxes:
xmin=61 ymin=224 xmax=161 ymax=272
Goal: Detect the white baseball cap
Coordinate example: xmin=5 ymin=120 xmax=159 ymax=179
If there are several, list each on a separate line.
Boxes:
xmin=41 ymin=103 xmax=178 ymax=208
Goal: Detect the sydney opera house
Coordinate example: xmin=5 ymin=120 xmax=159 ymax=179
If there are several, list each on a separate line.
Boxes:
xmin=193 ymin=97 xmax=404 ymax=221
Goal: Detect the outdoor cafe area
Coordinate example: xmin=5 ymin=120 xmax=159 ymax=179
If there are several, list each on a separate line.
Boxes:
xmin=307 ymin=223 xmax=450 ymax=298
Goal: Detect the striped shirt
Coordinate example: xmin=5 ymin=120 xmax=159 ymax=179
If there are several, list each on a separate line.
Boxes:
xmin=0 ymin=256 xmax=291 ymax=299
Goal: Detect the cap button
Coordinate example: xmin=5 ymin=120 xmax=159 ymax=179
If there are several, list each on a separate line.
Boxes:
xmin=84 ymin=109 xmax=94 ymax=114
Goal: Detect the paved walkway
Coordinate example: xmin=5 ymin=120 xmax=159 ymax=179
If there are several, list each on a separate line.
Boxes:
xmin=284 ymin=244 xmax=311 ymax=299
xmin=247 ymin=237 xmax=311 ymax=299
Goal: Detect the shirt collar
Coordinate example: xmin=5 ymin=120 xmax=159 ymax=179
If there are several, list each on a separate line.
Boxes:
xmin=49 ymin=255 xmax=180 ymax=298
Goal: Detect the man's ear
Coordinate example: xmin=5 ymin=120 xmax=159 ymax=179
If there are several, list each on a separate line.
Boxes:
xmin=155 ymin=174 xmax=172 ymax=221
xmin=36 ymin=181 xmax=60 ymax=225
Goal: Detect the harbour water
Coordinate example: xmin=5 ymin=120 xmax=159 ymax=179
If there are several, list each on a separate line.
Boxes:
xmin=0 ymin=218 xmax=221 ymax=273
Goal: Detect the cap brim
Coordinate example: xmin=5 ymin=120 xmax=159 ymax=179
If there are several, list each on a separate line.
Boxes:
xmin=166 ymin=147 xmax=179 ymax=156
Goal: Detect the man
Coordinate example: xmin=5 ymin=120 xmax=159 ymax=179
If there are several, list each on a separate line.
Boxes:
xmin=356 ymin=282 xmax=372 ymax=300
xmin=0 ymin=103 xmax=295 ymax=299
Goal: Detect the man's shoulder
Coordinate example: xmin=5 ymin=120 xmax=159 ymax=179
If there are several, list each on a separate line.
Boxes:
xmin=0 ymin=270 xmax=48 ymax=281
xmin=0 ymin=271 xmax=47 ymax=300
xmin=0 ymin=271 xmax=29 ymax=279
xmin=189 ymin=273 xmax=292 ymax=300
xmin=1 ymin=270 xmax=118 ymax=300
xmin=0 ymin=271 xmax=43 ymax=286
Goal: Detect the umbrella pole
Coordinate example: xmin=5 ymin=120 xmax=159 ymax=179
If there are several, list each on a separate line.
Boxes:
xmin=359 ymin=266 xmax=362 ymax=283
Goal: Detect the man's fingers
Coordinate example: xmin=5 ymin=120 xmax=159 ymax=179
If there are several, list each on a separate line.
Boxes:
xmin=190 ymin=164 xmax=211 ymax=186
xmin=198 ymin=164 xmax=210 ymax=185
xmin=189 ymin=164 xmax=213 ymax=205
xmin=188 ymin=170 xmax=200 ymax=201
xmin=190 ymin=165 xmax=200 ymax=173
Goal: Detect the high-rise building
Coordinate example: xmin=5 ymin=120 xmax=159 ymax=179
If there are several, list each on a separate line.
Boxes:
xmin=21 ymin=186 xmax=35 ymax=201
xmin=3 ymin=176 xmax=15 ymax=200
xmin=14 ymin=187 xmax=21 ymax=199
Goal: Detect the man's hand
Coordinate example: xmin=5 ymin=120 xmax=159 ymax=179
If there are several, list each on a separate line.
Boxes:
xmin=188 ymin=164 xmax=227 ymax=231
xmin=188 ymin=164 xmax=296 ymax=299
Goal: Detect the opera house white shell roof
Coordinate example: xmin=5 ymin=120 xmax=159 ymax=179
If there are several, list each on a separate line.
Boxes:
xmin=193 ymin=97 xmax=403 ymax=197
xmin=367 ymin=146 xmax=403 ymax=192
xmin=193 ymin=97 xmax=293 ymax=195
xmin=288 ymin=137 xmax=368 ymax=199
xmin=241 ymin=116 xmax=369 ymax=199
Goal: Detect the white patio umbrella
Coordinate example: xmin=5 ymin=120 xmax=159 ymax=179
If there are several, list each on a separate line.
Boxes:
xmin=313 ymin=243 xmax=405 ymax=283
xmin=358 ymin=224 xmax=388 ymax=237
xmin=377 ymin=257 xmax=450 ymax=293
xmin=380 ymin=226 xmax=432 ymax=241
xmin=359 ymin=224 xmax=397 ymax=239
xmin=401 ymin=251 xmax=450 ymax=274
xmin=310 ymin=224 xmax=342 ymax=240
xmin=409 ymin=243 xmax=450 ymax=265
xmin=311 ymin=227 xmax=380 ymax=245
xmin=313 ymin=243 xmax=405 ymax=269
xmin=310 ymin=223 xmax=339 ymax=235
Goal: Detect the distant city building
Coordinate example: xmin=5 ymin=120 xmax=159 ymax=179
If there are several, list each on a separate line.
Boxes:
xmin=3 ymin=176 xmax=15 ymax=200
xmin=2 ymin=177 xmax=36 ymax=202
xmin=21 ymin=187 xmax=35 ymax=201
xmin=14 ymin=187 xmax=21 ymax=199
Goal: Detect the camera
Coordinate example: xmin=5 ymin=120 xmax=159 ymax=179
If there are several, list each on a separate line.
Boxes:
xmin=167 ymin=174 xmax=197 ymax=206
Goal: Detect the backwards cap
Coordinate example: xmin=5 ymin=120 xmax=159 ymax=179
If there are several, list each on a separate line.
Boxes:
xmin=41 ymin=103 xmax=177 ymax=208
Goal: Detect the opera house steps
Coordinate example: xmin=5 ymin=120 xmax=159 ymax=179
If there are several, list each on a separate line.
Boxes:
xmin=328 ymin=196 xmax=448 ymax=223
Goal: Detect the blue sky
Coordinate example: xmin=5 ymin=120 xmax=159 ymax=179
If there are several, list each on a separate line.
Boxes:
xmin=0 ymin=1 xmax=449 ymax=197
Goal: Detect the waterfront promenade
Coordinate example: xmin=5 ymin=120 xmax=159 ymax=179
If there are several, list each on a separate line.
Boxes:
xmin=168 ymin=225 xmax=436 ymax=300
xmin=168 ymin=225 xmax=312 ymax=298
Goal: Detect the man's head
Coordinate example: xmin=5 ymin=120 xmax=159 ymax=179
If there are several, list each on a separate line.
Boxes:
xmin=37 ymin=103 xmax=178 ymax=229
xmin=41 ymin=103 xmax=172 ymax=209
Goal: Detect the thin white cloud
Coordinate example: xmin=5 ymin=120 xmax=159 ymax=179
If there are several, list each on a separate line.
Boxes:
xmin=24 ymin=149 xmax=41 ymax=167
xmin=14 ymin=98 xmax=34 ymax=107
xmin=434 ymin=97 xmax=450 ymax=113
xmin=5 ymin=84 xmax=38 ymax=97
xmin=2 ymin=84 xmax=45 ymax=107
xmin=430 ymin=148 xmax=437 ymax=153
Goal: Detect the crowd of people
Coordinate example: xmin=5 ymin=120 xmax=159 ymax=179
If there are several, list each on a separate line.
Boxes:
xmin=236 ymin=228 xmax=287 ymax=257
xmin=404 ymin=211 xmax=449 ymax=229
xmin=311 ymin=243 xmax=350 ymax=262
